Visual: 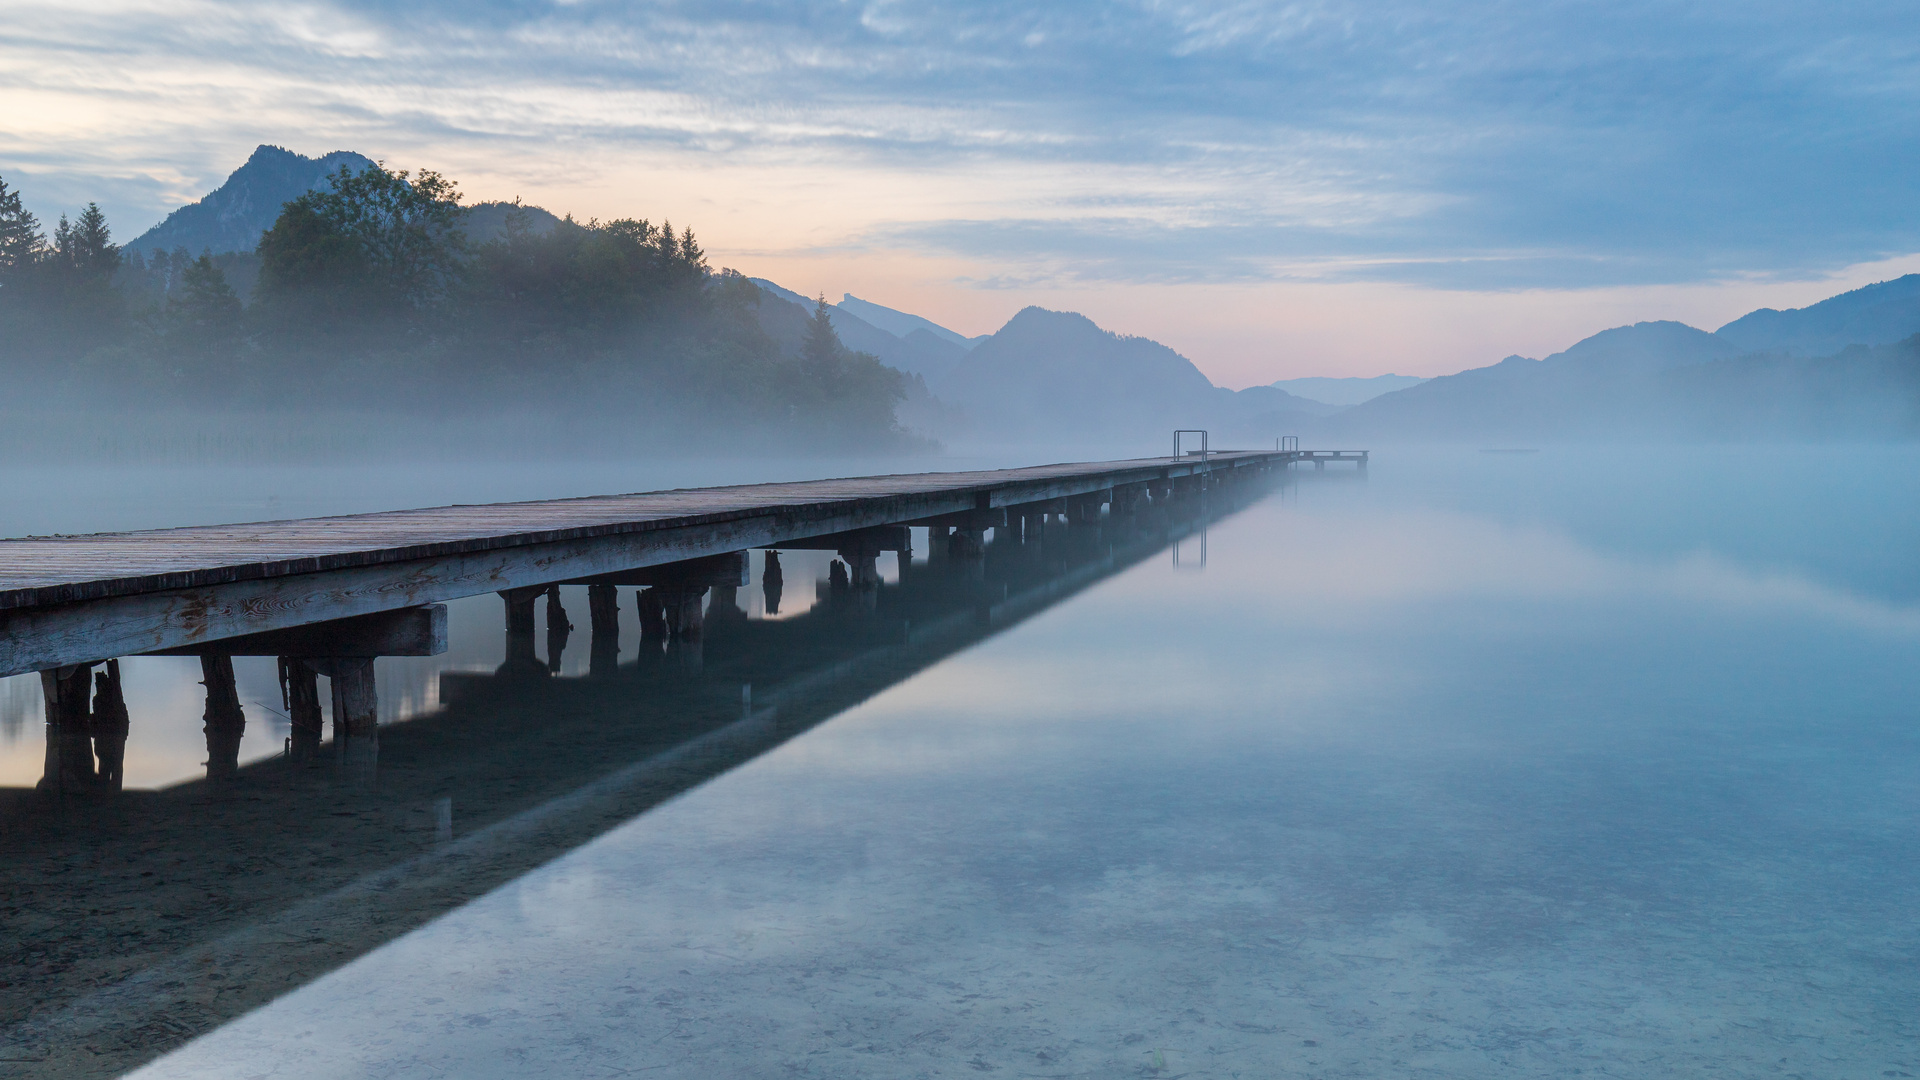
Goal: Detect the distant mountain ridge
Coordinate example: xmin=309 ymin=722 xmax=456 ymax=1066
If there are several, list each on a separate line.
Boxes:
xmin=931 ymin=306 xmax=1330 ymax=440
xmin=1716 ymin=274 xmax=1920 ymax=358
xmin=1327 ymin=313 xmax=1920 ymax=441
xmin=744 ymin=285 xmax=1331 ymax=444
xmin=1271 ymin=374 xmax=1426 ymax=406
xmin=837 ymin=294 xmax=984 ymax=351
xmin=128 ymin=145 xmax=376 ymax=256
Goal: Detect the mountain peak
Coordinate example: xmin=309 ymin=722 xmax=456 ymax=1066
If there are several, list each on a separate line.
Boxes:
xmin=837 ymin=293 xmax=978 ymax=350
xmin=127 ymin=145 xmax=377 ymax=256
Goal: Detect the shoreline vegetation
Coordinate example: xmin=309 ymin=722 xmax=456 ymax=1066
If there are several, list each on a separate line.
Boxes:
xmin=0 ymin=165 xmax=926 ymax=461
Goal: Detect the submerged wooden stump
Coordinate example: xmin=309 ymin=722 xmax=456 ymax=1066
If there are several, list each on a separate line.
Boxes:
xmin=38 ymin=663 xmax=96 ymax=794
xmin=280 ymin=657 xmax=325 ymax=763
xmin=91 ymin=659 xmax=129 ymax=791
xmin=200 ymin=655 xmax=247 ymax=780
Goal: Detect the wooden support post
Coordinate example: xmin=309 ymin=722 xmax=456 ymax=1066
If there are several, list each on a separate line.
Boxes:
xmin=200 ymin=655 xmax=247 ymax=780
xmin=659 ymin=583 xmax=707 ymax=641
xmin=38 ymin=663 xmax=96 ymax=794
xmin=501 ymin=587 xmax=538 ymax=634
xmin=762 ymin=550 xmax=784 ymax=616
xmin=91 ymin=660 xmax=129 ymax=792
xmin=637 ymin=587 xmax=668 ymax=642
xmin=587 ymin=584 xmax=620 ymax=677
xmin=498 ymin=587 xmax=545 ymax=677
xmin=280 ymin=657 xmax=324 ymax=762
xmin=324 ymin=657 xmax=378 ymax=738
xmin=544 ymin=585 xmax=573 ymax=674
xmin=1018 ymin=508 xmax=1047 ymax=543
xmin=949 ymin=528 xmax=987 ymax=582
xmin=845 ymin=553 xmax=880 ymax=589
xmin=841 ymin=552 xmax=880 ymax=612
xmin=949 ymin=527 xmax=987 ymax=559
xmin=324 ymin=657 xmax=379 ymax=784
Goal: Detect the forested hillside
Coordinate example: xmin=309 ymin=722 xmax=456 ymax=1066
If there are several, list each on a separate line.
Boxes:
xmin=0 ymin=164 xmax=914 ymax=455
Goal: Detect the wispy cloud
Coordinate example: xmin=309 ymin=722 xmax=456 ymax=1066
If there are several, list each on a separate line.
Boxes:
xmin=2 ymin=0 xmax=1916 ymax=290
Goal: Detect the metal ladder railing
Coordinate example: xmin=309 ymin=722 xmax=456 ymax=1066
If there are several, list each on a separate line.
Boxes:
xmin=1173 ymin=429 xmax=1209 ymax=463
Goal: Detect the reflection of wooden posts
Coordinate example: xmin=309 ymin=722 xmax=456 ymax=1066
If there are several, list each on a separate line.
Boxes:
xmin=655 ymin=583 xmax=709 ymax=674
xmin=280 ymin=657 xmax=324 ymax=762
xmin=38 ymin=664 xmax=95 ymax=794
xmin=497 ymin=586 xmax=545 ymax=677
xmin=637 ymin=587 xmax=668 ymax=642
xmin=587 ymin=584 xmax=620 ymax=677
xmin=844 ymin=553 xmax=880 ymax=611
xmin=708 ymin=582 xmax=747 ymax=629
xmin=949 ymin=527 xmax=987 ymax=582
xmin=949 ymin=527 xmax=986 ymax=559
xmin=544 ymin=585 xmax=572 ymax=673
xmin=200 ymin=655 xmax=247 ymax=780
xmin=762 ymin=550 xmax=784 ymax=615
xmin=91 ymin=660 xmax=129 ymax=792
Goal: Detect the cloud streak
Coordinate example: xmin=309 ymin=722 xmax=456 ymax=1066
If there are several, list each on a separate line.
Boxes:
xmin=2 ymin=0 xmax=1916 ymax=292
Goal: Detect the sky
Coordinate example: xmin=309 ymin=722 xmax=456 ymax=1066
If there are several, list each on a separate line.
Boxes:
xmin=3 ymin=0 xmax=1918 ymax=387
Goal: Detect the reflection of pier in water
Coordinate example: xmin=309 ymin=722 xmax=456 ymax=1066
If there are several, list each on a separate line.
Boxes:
xmin=0 ymin=461 xmax=1284 ymax=1079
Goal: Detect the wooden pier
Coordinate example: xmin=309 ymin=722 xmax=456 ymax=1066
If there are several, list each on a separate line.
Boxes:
xmin=1294 ymin=450 xmax=1368 ymax=470
xmin=0 ymin=446 xmax=1381 ymax=798
xmin=1 ymin=451 xmax=1302 ymax=682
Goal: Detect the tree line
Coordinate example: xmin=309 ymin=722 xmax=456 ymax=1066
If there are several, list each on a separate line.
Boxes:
xmin=0 ymin=165 xmax=911 ymax=450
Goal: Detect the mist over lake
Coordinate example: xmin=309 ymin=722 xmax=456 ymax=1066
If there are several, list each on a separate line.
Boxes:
xmin=6 ymin=2 xmax=1920 ymax=1076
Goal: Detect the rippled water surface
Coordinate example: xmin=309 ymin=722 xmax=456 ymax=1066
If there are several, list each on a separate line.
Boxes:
xmin=4 ymin=448 xmax=1917 ymax=1078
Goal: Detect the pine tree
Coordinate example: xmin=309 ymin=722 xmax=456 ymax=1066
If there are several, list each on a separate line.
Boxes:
xmin=171 ymin=251 xmax=241 ymax=331
xmin=801 ymin=294 xmax=844 ymax=381
xmin=62 ymin=202 xmax=120 ymax=281
xmin=0 ymin=174 xmax=41 ymax=276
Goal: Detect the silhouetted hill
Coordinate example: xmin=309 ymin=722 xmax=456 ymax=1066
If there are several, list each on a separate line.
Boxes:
xmin=1329 ymin=319 xmax=1920 ymax=442
xmin=932 ymin=306 xmax=1326 ymax=439
xmin=129 ymin=146 xmax=564 ymax=263
xmin=127 ymin=146 xmax=375 ymax=256
xmin=1540 ymin=320 xmax=1740 ymax=371
xmin=1717 ymin=274 xmax=1920 ymax=357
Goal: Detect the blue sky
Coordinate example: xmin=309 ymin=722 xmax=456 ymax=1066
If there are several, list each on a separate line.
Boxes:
xmin=4 ymin=0 xmax=1917 ymax=384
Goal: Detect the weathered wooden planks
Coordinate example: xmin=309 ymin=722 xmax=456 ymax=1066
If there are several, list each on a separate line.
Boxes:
xmin=0 ymin=452 xmax=1282 ymax=677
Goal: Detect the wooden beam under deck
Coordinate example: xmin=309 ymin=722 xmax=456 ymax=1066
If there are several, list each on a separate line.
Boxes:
xmin=0 ymin=452 xmax=1285 ymax=678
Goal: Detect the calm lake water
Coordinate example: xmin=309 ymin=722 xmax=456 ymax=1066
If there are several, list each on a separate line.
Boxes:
xmin=4 ymin=447 xmax=1918 ymax=1078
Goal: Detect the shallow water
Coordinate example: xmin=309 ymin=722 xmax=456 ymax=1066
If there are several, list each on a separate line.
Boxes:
xmin=4 ymin=448 xmax=1918 ymax=1078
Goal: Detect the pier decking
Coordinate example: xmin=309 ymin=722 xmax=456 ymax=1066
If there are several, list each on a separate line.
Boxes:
xmin=0 ymin=450 xmax=1298 ymax=678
